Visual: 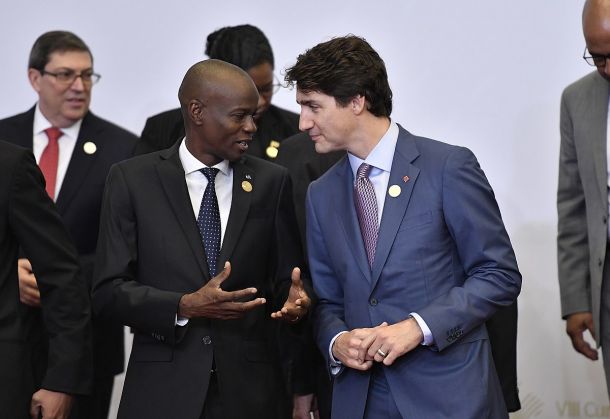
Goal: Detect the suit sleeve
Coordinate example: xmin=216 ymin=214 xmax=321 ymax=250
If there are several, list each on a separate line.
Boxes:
xmin=557 ymin=89 xmax=592 ymax=317
xmin=416 ymin=147 xmax=522 ymax=351
xmin=92 ymin=164 xmax=184 ymax=345
xmin=306 ymin=185 xmax=348 ymax=367
xmin=9 ymin=150 xmax=92 ymax=394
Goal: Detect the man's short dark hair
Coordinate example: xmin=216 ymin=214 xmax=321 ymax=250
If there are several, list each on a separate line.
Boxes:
xmin=205 ymin=24 xmax=274 ymax=71
xmin=28 ymin=31 xmax=92 ymax=71
xmin=285 ymin=35 xmax=392 ymax=117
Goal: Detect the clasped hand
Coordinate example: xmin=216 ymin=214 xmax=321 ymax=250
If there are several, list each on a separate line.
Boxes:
xmin=332 ymin=318 xmax=423 ymax=370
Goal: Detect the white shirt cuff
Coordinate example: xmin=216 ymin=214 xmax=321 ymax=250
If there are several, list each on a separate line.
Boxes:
xmin=410 ymin=312 xmax=433 ymax=346
xmin=329 ymin=331 xmax=348 ymax=375
xmin=176 ymin=314 xmax=188 ymax=327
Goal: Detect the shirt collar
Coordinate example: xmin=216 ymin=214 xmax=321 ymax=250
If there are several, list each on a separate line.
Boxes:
xmin=33 ymin=103 xmax=83 ymax=140
xmin=179 ymin=138 xmax=231 ymax=176
xmin=348 ymin=121 xmax=399 ymax=177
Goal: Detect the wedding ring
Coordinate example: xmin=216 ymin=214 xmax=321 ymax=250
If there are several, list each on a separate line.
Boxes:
xmin=377 ymin=349 xmax=387 ymax=357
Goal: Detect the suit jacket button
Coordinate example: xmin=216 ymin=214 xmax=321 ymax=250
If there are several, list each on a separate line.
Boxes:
xmin=369 ymin=298 xmax=378 ymax=306
xmin=202 ymin=336 xmax=212 ymax=345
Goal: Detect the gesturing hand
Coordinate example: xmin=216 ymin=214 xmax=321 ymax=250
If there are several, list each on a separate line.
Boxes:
xmin=178 ymin=261 xmax=266 ymax=319
xmin=271 ymin=267 xmax=311 ymax=322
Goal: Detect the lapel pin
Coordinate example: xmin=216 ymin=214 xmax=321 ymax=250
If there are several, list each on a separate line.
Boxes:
xmin=83 ymin=141 xmax=97 ymax=155
xmin=388 ymin=185 xmax=401 ymax=198
xmin=245 ymin=174 xmax=252 ymax=180
xmin=266 ymin=140 xmax=280 ymax=159
xmin=242 ymin=180 xmax=253 ymax=192
xmin=402 ymin=175 xmax=410 ymax=183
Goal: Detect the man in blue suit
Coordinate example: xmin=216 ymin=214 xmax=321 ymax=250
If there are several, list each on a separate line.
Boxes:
xmin=285 ymin=36 xmax=522 ymax=419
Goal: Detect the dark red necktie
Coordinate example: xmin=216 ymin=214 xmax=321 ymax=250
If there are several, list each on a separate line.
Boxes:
xmin=39 ymin=127 xmax=62 ymax=200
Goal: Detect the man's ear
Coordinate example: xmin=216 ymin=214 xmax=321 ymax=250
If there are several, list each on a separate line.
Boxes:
xmin=188 ymin=99 xmax=205 ymax=125
xmin=351 ymin=95 xmax=367 ymax=115
xmin=28 ymin=68 xmax=42 ymax=93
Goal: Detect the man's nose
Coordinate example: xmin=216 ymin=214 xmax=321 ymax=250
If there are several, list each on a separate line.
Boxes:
xmin=299 ymin=114 xmax=313 ymax=132
xmin=244 ymin=115 xmax=257 ymax=132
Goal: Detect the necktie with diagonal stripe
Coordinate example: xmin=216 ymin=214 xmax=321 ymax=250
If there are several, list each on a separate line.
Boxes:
xmin=354 ymin=163 xmax=379 ymax=268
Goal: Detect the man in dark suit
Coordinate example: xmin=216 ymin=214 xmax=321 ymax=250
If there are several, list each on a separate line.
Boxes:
xmin=136 ymin=25 xmax=299 ymax=161
xmin=0 ymin=140 xmax=92 ymax=419
xmin=92 ymin=59 xmax=310 ymax=419
xmin=0 ymin=31 xmax=137 ymax=419
xmin=276 ymin=135 xmax=521 ymax=413
xmin=285 ymin=36 xmax=521 ymax=419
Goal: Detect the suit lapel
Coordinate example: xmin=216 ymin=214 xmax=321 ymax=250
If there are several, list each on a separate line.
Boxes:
xmin=370 ymin=129 xmax=420 ymax=290
xmin=333 ymin=157 xmax=371 ymax=281
xmin=217 ymin=159 xmax=253 ymax=270
xmin=589 ymin=74 xmax=610 ymax=207
xmin=55 ymin=112 xmax=100 ymax=213
xmin=157 ymin=145 xmax=209 ymax=280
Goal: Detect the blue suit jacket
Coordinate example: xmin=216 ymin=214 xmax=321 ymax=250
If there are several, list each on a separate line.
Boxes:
xmin=306 ymin=126 xmax=521 ymax=419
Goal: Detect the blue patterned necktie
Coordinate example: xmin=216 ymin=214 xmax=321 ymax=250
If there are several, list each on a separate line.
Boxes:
xmin=197 ymin=167 xmax=221 ymax=278
xmin=354 ymin=163 xmax=378 ymax=268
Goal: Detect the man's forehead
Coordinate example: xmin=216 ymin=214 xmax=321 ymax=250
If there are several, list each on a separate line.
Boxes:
xmin=296 ymin=89 xmax=332 ymax=103
xmin=46 ymin=50 xmax=92 ymax=67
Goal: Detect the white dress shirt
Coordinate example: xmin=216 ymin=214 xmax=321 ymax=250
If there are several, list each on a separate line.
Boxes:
xmin=176 ymin=138 xmax=233 ymax=326
xmin=32 ymin=104 xmax=81 ymax=201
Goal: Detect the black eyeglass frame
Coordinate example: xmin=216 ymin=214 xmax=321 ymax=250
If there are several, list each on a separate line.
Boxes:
xmin=583 ymin=46 xmax=610 ymax=67
xmin=39 ymin=69 xmax=101 ymax=85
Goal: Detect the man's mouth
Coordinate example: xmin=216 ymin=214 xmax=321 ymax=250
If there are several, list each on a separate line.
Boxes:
xmin=236 ymin=139 xmax=251 ymax=150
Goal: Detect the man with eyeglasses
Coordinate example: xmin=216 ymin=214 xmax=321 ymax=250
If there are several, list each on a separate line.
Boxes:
xmin=558 ymin=0 xmax=610 ymax=401
xmin=0 ymin=30 xmax=137 ymax=418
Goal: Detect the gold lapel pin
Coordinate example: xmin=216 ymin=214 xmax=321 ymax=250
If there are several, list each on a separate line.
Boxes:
xmin=242 ymin=180 xmax=253 ymax=192
xmin=388 ymin=185 xmax=401 ymax=198
xmin=83 ymin=141 xmax=97 ymax=155
xmin=266 ymin=140 xmax=280 ymax=159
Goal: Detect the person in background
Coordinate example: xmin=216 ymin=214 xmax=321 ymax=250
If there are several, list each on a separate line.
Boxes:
xmin=558 ymin=0 xmax=610 ymax=401
xmin=0 ymin=30 xmax=137 ymax=419
xmin=0 ymin=140 xmax=92 ymax=419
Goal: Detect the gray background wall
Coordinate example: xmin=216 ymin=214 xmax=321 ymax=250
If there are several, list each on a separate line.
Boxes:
xmin=1 ymin=1 xmax=604 ymax=418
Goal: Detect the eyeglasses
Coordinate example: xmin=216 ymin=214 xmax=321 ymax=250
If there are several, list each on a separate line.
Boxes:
xmin=583 ymin=47 xmax=610 ymax=67
xmin=40 ymin=69 xmax=101 ymax=85
xmin=257 ymin=75 xmax=282 ymax=95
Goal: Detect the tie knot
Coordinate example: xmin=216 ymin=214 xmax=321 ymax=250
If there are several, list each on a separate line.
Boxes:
xmin=357 ymin=163 xmax=372 ymax=179
xmin=44 ymin=127 xmax=63 ymax=143
xmin=200 ymin=167 xmax=219 ymax=183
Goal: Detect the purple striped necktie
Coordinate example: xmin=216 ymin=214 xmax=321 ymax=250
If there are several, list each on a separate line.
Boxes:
xmin=354 ymin=163 xmax=378 ymax=268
